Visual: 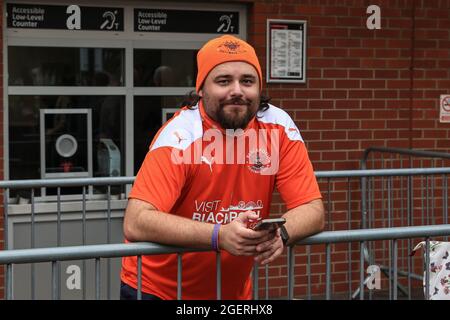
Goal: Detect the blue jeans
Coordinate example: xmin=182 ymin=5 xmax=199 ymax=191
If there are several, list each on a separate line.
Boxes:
xmin=120 ymin=282 xmax=163 ymax=300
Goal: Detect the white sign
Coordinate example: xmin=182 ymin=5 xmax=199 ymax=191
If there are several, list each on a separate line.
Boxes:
xmin=266 ymin=19 xmax=306 ymax=83
xmin=440 ymin=95 xmax=450 ymax=123
xmin=366 ymin=264 xmax=381 ymax=290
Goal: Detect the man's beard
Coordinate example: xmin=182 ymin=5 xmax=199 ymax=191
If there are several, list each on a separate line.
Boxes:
xmin=215 ymin=98 xmax=258 ymax=130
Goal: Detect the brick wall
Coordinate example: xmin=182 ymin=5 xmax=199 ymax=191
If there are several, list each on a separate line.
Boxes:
xmin=245 ymin=0 xmax=450 ymax=298
xmin=0 ymin=0 xmax=448 ymax=299
xmin=248 ymin=0 xmax=449 ymax=170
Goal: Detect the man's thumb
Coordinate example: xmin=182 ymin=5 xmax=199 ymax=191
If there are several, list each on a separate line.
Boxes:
xmin=237 ymin=210 xmax=259 ymax=223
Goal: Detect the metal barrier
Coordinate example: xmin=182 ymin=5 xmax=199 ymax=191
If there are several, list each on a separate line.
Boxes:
xmin=362 ymin=147 xmax=450 ymax=170
xmin=1 ymin=224 xmax=450 ymax=300
xmin=357 ymin=148 xmax=450 ymax=298
xmin=1 ymin=167 xmax=450 ymax=299
xmin=1 ymin=177 xmax=134 ymax=300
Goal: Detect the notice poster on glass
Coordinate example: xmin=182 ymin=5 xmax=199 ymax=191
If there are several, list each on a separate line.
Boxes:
xmin=266 ymin=19 xmax=307 ymax=83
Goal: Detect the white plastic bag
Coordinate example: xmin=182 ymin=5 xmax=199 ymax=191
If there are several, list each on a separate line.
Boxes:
xmin=412 ymin=241 xmax=450 ymax=300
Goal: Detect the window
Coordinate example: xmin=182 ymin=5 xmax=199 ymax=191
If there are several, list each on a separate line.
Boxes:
xmin=134 ymin=49 xmax=197 ymax=87
xmin=8 ymin=47 xmax=125 ymax=86
xmin=133 ymin=95 xmax=185 ymax=174
xmin=9 ymin=95 xmax=125 ymax=196
xmin=5 ymin=2 xmax=247 ymax=201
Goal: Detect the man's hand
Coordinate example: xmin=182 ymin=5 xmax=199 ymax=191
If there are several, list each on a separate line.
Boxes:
xmin=219 ymin=211 xmax=276 ymax=256
xmin=254 ymin=228 xmax=284 ymax=265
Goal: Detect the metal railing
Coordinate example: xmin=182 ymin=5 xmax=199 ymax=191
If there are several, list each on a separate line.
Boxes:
xmin=358 ymin=148 xmax=450 ymax=298
xmin=1 ymin=167 xmax=450 ymax=299
xmin=362 ymin=147 xmax=450 ymax=170
xmin=1 ymin=224 xmax=450 ymax=300
xmin=1 ymin=177 xmax=134 ymax=300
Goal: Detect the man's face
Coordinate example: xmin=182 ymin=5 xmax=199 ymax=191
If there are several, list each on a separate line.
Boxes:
xmin=198 ymin=61 xmax=260 ymax=130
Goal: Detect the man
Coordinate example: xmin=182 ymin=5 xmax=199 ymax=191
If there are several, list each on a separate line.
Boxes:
xmin=120 ymin=35 xmax=324 ymax=300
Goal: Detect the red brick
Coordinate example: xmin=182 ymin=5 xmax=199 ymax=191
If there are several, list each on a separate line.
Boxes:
xmin=295 ymin=89 xmax=321 ymax=99
xmin=322 ymin=28 xmax=348 ymax=37
xmin=334 ymin=121 xmax=360 ymax=130
xmin=308 ymin=69 xmax=322 ymax=78
xmin=423 ymin=130 xmax=447 ymax=139
xmin=309 ymin=141 xmax=333 ymax=150
xmin=323 ymin=6 xmax=348 ymax=16
xmin=349 ymin=90 xmax=373 ymax=99
xmin=310 ymin=38 xmax=335 ymax=47
xmin=309 ymin=100 xmax=334 ymax=108
xmin=379 ymin=29 xmax=403 ymax=38
xmin=310 ymin=16 xmax=337 ymax=27
xmin=427 ymin=30 xmax=449 ymax=40
xmin=373 ymin=130 xmax=399 ymax=139
xmin=374 ymin=110 xmax=399 ymax=119
xmin=361 ymin=59 xmax=387 ymax=68
xmin=375 ymin=70 xmax=399 ymax=79
xmin=386 ymin=99 xmax=411 ymax=108
xmin=438 ymin=80 xmax=450 ymax=88
xmin=388 ymin=18 xmax=412 ymax=29
xmin=335 ymin=39 xmax=361 ymax=48
xmin=387 ymin=59 xmax=411 ymax=68
xmin=324 ymin=69 xmax=348 ymax=78
xmin=348 ymin=48 xmax=374 ymax=58
xmin=322 ymin=131 xmax=347 ymax=140
xmin=362 ymin=80 xmax=386 ymax=89
xmin=374 ymin=90 xmax=398 ymax=99
xmin=377 ymin=49 xmax=402 ymax=59
xmin=323 ymin=90 xmax=347 ymax=99
xmin=308 ymin=26 xmax=323 ymax=37
xmin=336 ymin=100 xmax=360 ymax=108
xmin=439 ymin=60 xmax=450 ymax=68
xmin=309 ymin=59 xmax=335 ymax=68
xmin=439 ymin=40 xmax=450 ymax=49
xmin=415 ymin=60 xmax=437 ymax=68
xmin=349 ymin=70 xmax=373 ymax=78
xmin=361 ymin=120 xmax=385 ymax=129
xmin=414 ymin=80 xmax=437 ymax=88
xmin=295 ymin=111 xmax=321 ymax=120
xmin=425 ymin=49 xmax=449 ymax=59
xmin=349 ymin=29 xmax=373 ymax=39
xmin=388 ymin=39 xmax=412 ymax=48
xmin=267 ymin=89 xmax=294 ymax=99
xmin=308 ymin=47 xmax=322 ymax=57
xmin=425 ymin=70 xmax=448 ymax=78
xmin=296 ymin=5 xmax=322 ymax=15
xmin=387 ymin=80 xmax=410 ymax=89
xmin=335 ymin=59 xmax=360 ymax=68
xmin=321 ymin=110 xmax=347 ymax=119
xmin=334 ymin=141 xmax=359 ymax=150
xmin=361 ymin=100 xmax=386 ymax=109
xmin=281 ymin=100 xmax=308 ymax=109
xmin=426 ymin=8 xmax=449 ymax=19
xmin=336 ymin=80 xmax=360 ymax=88
xmin=323 ymin=48 xmax=348 ymax=58
xmin=362 ymin=39 xmax=387 ymax=48
xmin=349 ymin=110 xmax=373 ymax=119
xmin=386 ymin=120 xmax=410 ymax=129
xmin=309 ymin=121 xmax=334 ymax=130
xmin=347 ymin=130 xmax=372 ymax=141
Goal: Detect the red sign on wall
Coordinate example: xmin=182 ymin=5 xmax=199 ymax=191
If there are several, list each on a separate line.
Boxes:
xmin=440 ymin=95 xmax=450 ymax=123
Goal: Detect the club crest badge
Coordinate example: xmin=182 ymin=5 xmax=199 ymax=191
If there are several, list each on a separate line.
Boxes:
xmin=217 ymin=40 xmax=247 ymax=55
xmin=246 ymin=149 xmax=271 ymax=174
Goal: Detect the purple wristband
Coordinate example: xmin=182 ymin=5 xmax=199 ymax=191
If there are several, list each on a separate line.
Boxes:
xmin=212 ymin=223 xmax=221 ymax=252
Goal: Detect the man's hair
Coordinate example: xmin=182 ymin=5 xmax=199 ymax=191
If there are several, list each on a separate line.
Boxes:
xmin=179 ymin=90 xmax=271 ymax=116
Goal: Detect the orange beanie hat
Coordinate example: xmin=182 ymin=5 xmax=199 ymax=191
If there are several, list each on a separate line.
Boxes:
xmin=195 ymin=35 xmax=263 ymax=92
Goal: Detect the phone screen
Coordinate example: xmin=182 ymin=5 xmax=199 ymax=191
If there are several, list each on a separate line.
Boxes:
xmin=252 ymin=218 xmax=286 ymax=231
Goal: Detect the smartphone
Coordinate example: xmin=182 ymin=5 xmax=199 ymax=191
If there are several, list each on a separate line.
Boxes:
xmin=251 ymin=218 xmax=286 ymax=231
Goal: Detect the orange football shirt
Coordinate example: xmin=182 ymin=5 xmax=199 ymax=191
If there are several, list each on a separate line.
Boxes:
xmin=121 ymin=101 xmax=322 ymax=299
